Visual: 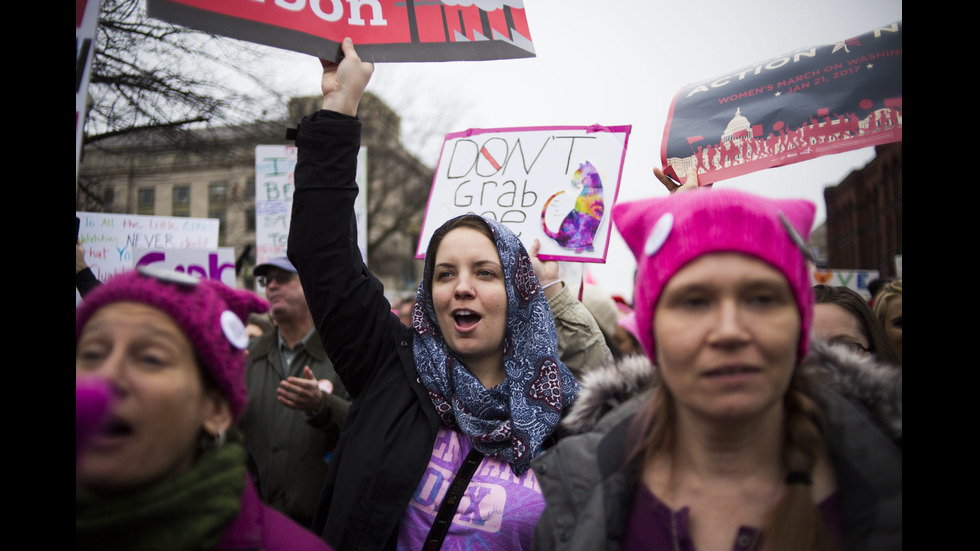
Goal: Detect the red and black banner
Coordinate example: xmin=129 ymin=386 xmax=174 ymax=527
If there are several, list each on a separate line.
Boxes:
xmin=147 ymin=0 xmax=535 ymax=63
xmin=661 ymin=21 xmax=902 ymax=186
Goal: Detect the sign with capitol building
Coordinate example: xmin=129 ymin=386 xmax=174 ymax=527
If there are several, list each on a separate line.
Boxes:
xmin=661 ymin=20 xmax=902 ymax=187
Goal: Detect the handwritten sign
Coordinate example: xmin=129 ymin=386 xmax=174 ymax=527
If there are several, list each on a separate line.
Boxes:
xmin=133 ymin=248 xmax=237 ymax=287
xmin=811 ymin=269 xmax=879 ymax=299
xmin=146 ymin=0 xmax=535 ymax=63
xmin=662 ymin=21 xmax=902 ymax=186
xmin=255 ymin=145 xmax=368 ymax=266
xmin=417 ymin=125 xmax=631 ymax=263
xmin=76 ymin=212 xmax=221 ymax=299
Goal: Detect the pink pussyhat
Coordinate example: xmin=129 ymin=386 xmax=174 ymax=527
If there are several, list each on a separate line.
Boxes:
xmin=617 ymin=311 xmax=645 ymax=355
xmin=76 ymin=267 xmax=269 ymax=419
xmin=612 ymin=188 xmax=816 ymax=365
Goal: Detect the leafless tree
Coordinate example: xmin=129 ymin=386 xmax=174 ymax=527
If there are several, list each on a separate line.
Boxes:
xmin=78 ymin=0 xmax=464 ymax=293
xmin=82 ymin=0 xmax=294 ymax=148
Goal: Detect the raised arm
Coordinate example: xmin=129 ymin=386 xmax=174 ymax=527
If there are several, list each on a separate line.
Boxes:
xmin=319 ymin=37 xmax=374 ymax=117
xmin=654 ymin=166 xmax=701 ymax=193
xmin=287 ymin=39 xmax=388 ymax=398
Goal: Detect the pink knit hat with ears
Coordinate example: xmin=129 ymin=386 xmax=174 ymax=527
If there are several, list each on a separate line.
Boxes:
xmin=75 ymin=267 xmax=269 ymax=419
xmin=612 ymin=188 xmax=816 ymax=365
xmin=617 ymin=311 xmax=645 ymax=355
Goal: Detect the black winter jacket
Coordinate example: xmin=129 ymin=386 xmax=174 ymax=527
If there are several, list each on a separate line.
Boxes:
xmin=289 ymin=110 xmax=442 ymax=550
xmin=288 ymin=110 xmax=593 ymax=550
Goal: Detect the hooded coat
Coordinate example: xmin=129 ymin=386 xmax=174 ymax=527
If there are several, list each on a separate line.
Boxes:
xmin=531 ymin=341 xmax=902 ymax=551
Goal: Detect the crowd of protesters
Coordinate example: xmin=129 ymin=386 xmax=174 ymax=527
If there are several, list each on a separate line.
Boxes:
xmin=76 ymin=38 xmax=900 ymax=551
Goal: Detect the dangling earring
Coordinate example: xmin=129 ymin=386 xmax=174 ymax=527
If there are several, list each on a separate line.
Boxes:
xmin=201 ymin=429 xmax=226 ymax=451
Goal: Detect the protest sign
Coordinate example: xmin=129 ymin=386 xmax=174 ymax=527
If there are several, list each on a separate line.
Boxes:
xmin=146 ymin=0 xmax=535 ymax=63
xmin=812 ymin=268 xmax=879 ymax=299
xmin=662 ymin=20 xmax=902 ymax=186
xmin=417 ymin=124 xmax=631 ymax=263
xmin=76 ymin=212 xmax=221 ymax=300
xmin=255 ymin=145 xmax=368 ymax=267
xmin=77 ymin=0 xmax=102 ymax=185
xmin=133 ymin=248 xmax=237 ymax=287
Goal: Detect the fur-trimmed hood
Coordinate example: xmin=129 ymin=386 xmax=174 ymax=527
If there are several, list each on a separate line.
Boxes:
xmin=561 ymin=340 xmax=902 ymax=443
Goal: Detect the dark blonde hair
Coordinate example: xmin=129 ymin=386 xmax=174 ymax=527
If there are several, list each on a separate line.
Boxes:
xmin=627 ymin=369 xmax=840 ymax=551
xmin=873 ymin=279 xmax=902 ymax=330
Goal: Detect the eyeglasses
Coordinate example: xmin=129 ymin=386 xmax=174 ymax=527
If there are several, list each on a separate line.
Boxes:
xmin=257 ymin=272 xmax=296 ymax=287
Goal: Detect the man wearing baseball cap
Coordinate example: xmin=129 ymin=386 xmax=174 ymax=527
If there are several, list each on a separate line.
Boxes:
xmin=239 ymin=255 xmax=350 ymax=528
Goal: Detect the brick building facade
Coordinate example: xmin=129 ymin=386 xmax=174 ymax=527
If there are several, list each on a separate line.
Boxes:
xmin=823 ymin=142 xmax=902 ymax=277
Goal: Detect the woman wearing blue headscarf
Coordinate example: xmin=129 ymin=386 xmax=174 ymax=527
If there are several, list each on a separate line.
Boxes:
xmin=286 ymin=39 xmax=582 ymax=551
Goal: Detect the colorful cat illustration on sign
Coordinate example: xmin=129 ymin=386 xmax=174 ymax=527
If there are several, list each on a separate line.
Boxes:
xmin=540 ymin=161 xmax=604 ymax=253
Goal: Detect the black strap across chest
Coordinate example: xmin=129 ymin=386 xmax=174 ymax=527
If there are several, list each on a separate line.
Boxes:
xmin=421 ymin=447 xmax=484 ymax=551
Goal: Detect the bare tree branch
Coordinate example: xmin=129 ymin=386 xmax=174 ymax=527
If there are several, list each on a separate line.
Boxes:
xmin=83 ymin=0 xmax=290 ymax=145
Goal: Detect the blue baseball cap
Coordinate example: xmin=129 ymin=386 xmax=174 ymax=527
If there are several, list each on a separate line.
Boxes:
xmin=254 ymin=255 xmax=297 ymax=276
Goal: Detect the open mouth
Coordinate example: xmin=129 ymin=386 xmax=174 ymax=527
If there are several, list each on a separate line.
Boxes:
xmin=452 ymin=309 xmax=482 ymax=330
xmin=99 ymin=416 xmax=134 ymax=439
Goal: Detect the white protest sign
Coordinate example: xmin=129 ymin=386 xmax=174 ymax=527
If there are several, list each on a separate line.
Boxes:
xmin=812 ymin=268 xmax=880 ymax=299
xmin=255 ymin=145 xmax=368 ymax=266
xmin=77 ymin=212 xmax=220 ymax=283
xmin=133 ymin=248 xmax=237 ymax=287
xmin=417 ymin=125 xmax=631 ymax=263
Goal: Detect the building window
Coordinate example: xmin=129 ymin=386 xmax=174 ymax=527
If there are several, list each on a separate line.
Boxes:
xmin=173 ymin=185 xmax=190 ymax=217
xmin=245 ymin=176 xmax=255 ymax=197
xmin=137 ymin=187 xmax=155 ymax=215
xmin=246 ymin=207 xmax=256 ymax=232
xmin=209 ymin=182 xmax=228 ymax=243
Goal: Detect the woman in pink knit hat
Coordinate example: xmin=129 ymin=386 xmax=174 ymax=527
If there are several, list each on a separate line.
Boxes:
xmin=533 ymin=181 xmax=902 ymax=550
xmin=76 ymin=267 xmax=332 ymax=550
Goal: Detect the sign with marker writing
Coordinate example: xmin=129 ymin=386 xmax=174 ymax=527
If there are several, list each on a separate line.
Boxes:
xmin=417 ymin=124 xmax=631 ymax=263
xmin=255 ymin=145 xmax=368 ymax=267
xmin=662 ymin=20 xmax=902 ymax=186
xmin=146 ymin=0 xmax=535 ymax=63
xmin=76 ymin=211 xmax=221 ymax=299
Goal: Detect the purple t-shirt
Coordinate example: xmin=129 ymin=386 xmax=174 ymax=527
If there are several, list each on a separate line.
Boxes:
xmin=622 ymin=482 xmax=845 ymax=551
xmin=397 ymin=427 xmax=544 ymax=550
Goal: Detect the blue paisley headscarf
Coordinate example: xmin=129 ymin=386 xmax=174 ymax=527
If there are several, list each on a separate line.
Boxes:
xmin=412 ymin=216 xmax=580 ymax=475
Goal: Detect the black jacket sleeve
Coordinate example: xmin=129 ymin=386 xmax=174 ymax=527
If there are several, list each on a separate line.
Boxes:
xmin=287 ymin=110 xmax=404 ymax=399
xmin=76 ymin=267 xmax=102 ymax=297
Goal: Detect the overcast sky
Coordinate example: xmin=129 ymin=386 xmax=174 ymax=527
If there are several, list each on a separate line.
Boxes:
xmin=266 ymin=0 xmax=903 ymax=301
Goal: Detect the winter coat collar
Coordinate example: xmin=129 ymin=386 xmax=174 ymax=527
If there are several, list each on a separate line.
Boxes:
xmin=561 ymin=340 xmax=902 ymax=444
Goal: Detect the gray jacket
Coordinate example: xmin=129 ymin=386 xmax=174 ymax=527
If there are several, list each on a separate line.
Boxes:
xmin=532 ymin=341 xmax=902 ymax=550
